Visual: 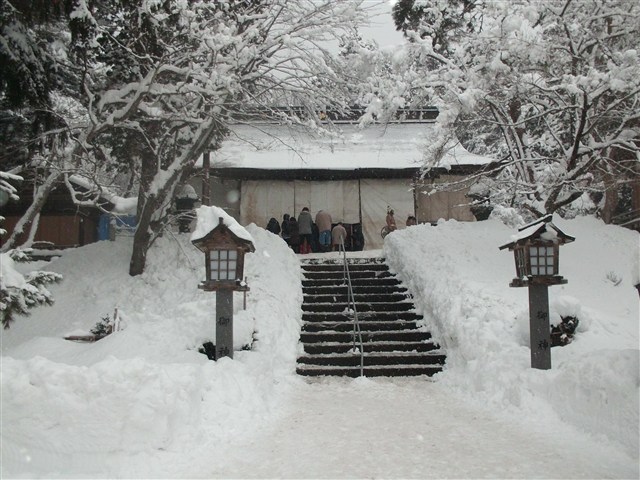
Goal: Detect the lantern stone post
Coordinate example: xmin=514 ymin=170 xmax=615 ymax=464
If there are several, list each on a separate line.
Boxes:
xmin=191 ymin=206 xmax=255 ymax=360
xmin=500 ymin=215 xmax=575 ymax=370
xmin=214 ymin=288 xmax=234 ymax=359
xmin=528 ymin=283 xmax=551 ymax=369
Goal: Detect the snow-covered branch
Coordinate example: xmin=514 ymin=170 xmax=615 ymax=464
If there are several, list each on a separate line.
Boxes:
xmin=367 ymin=0 xmax=640 ymax=218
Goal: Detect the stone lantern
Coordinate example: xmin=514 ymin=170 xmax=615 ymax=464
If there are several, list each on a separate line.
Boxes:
xmin=500 ymin=214 xmax=575 ymax=369
xmin=500 ymin=214 xmax=575 ymax=288
xmin=175 ymin=184 xmax=199 ymax=233
xmin=192 ymin=206 xmax=255 ymax=359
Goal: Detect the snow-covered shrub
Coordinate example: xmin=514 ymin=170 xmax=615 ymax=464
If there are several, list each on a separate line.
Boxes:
xmin=89 ymin=308 xmax=124 ymax=338
xmin=90 ymin=314 xmax=114 ymax=337
xmin=0 ymin=250 xmax=62 ymax=328
xmin=550 ymin=315 xmax=580 ymax=347
xmin=489 ymin=205 xmax=525 ymax=229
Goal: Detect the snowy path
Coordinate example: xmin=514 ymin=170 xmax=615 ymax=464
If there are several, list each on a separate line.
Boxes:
xmin=196 ymin=377 xmax=634 ymax=479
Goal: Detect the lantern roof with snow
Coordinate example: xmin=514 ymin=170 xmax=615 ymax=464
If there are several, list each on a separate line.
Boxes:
xmin=191 ymin=205 xmax=255 ymax=253
xmin=499 ymin=215 xmax=575 ymax=251
xmin=176 ymin=183 xmax=199 ymax=200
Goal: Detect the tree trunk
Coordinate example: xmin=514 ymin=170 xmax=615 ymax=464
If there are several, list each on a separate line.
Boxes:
xmin=1 ymin=170 xmax=63 ymax=252
xmin=601 ymin=171 xmax=618 ymax=224
xmin=127 ymin=119 xmax=221 ymax=276
xmin=128 ymin=159 xmax=193 ymax=276
xmin=128 ymin=193 xmax=158 ymax=276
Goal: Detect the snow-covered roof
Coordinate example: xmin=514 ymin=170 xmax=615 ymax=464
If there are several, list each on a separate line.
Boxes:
xmin=199 ymin=123 xmax=492 ymax=172
xmin=191 ymin=205 xmax=254 ymax=245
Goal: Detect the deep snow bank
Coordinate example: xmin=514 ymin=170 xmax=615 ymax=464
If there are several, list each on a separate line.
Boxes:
xmin=383 ymin=217 xmax=639 ymax=456
xmin=1 ymin=226 xmax=303 ymax=478
xmin=1 ymin=215 xmax=637 ymax=477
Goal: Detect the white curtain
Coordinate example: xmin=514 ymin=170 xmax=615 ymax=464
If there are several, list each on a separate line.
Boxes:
xmin=240 ymin=179 xmax=361 ymax=228
xmin=293 ymin=180 xmax=359 ymax=223
xmin=240 ymin=180 xmax=295 ymax=228
xmin=360 ymin=179 xmax=415 ymax=250
xmin=241 ymin=178 xmax=415 ymax=249
xmin=416 ymin=176 xmax=475 ymax=223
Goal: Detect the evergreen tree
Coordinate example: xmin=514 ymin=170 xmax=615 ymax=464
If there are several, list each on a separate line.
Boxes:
xmin=0 ymin=249 xmax=62 ymax=329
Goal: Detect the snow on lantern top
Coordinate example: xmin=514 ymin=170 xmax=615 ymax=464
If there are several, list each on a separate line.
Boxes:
xmin=500 ymin=214 xmax=575 ymax=251
xmin=176 ymin=183 xmax=199 ymax=200
xmin=191 ymin=205 xmax=255 ymax=251
xmin=191 ymin=206 xmax=255 ymax=291
xmin=499 ymin=215 xmax=575 ymax=287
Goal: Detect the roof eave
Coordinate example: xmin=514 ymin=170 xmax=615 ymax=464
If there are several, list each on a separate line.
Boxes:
xmin=205 ymin=164 xmax=485 ymax=181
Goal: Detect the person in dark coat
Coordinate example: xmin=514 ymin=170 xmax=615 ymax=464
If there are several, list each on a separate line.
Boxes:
xmin=266 ymin=217 xmax=281 ymax=235
xmin=281 ymin=214 xmax=291 ymax=245
xmin=352 ymin=223 xmax=365 ymax=251
xmin=288 ymin=217 xmax=300 ymax=253
xmin=297 ymin=207 xmax=313 ymax=254
xmin=311 ymin=222 xmax=320 ymax=253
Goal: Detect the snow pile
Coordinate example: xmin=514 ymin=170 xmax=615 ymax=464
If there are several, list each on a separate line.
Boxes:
xmin=1 ymin=226 xmax=302 ymax=477
xmin=383 ymin=217 xmax=639 ymax=455
xmin=1 ymin=215 xmax=638 ymax=477
xmin=0 ymin=253 xmax=28 ymax=289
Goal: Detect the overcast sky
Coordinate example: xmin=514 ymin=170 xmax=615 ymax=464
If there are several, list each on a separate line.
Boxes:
xmin=359 ymin=0 xmax=405 ymax=48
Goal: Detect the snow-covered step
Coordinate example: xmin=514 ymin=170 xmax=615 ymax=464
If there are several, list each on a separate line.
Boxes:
xmin=298 ymin=351 xmax=446 ymax=367
xmin=303 ymin=292 xmax=410 ymax=304
xmin=302 ymin=270 xmax=394 ymax=281
xmin=302 ymin=301 xmax=415 ymax=313
xmin=302 ymin=320 xmax=420 ymax=333
xmin=303 ymin=285 xmax=408 ymax=295
xmin=302 ymin=340 xmax=441 ymax=355
xmin=296 ymin=364 xmax=444 ymax=378
xmin=302 ymin=311 xmax=422 ymax=322
xmin=300 ymin=329 xmax=433 ymax=344
xmin=302 ymin=277 xmax=401 ymax=288
xmin=301 ymin=263 xmax=388 ymax=272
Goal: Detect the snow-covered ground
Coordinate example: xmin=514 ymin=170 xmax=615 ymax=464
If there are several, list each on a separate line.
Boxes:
xmin=1 ymin=216 xmax=638 ymax=478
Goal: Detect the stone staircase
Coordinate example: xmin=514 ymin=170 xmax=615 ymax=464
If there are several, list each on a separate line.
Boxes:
xmin=296 ymin=258 xmax=446 ymax=377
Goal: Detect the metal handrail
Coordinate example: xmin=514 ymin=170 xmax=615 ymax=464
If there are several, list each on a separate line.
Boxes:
xmin=338 ymin=240 xmax=364 ymax=377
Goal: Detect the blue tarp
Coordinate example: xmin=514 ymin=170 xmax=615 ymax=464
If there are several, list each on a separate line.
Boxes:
xmin=98 ymin=215 xmax=137 ymax=240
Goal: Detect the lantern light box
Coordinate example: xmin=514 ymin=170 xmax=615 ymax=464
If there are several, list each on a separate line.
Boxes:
xmin=500 ymin=215 xmax=575 ymax=288
xmin=191 ymin=206 xmax=255 ymax=291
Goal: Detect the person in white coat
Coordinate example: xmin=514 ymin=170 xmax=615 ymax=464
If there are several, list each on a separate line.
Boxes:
xmin=331 ymin=222 xmax=348 ymax=251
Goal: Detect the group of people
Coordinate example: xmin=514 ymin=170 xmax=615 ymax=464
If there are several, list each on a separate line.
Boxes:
xmin=265 ymin=207 xmax=351 ymax=254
